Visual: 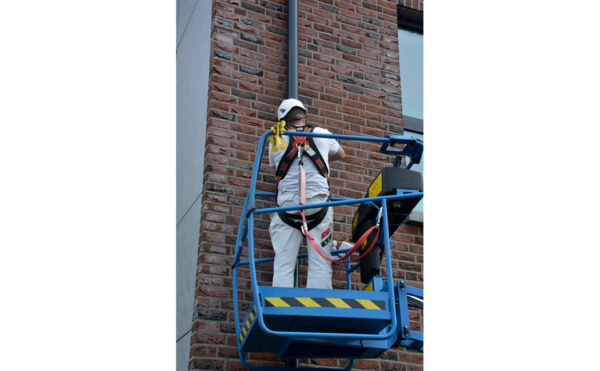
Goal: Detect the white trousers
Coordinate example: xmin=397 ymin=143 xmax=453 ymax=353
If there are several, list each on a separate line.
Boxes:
xmin=270 ymin=193 xmax=333 ymax=289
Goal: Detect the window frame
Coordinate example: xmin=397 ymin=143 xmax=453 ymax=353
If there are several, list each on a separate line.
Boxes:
xmin=397 ymin=6 xmax=424 ymax=224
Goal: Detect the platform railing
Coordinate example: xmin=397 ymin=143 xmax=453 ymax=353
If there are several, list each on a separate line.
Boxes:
xmin=231 ymin=131 xmax=424 ymax=367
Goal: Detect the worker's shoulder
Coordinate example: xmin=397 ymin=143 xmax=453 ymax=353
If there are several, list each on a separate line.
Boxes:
xmin=311 ymin=126 xmax=332 ymax=134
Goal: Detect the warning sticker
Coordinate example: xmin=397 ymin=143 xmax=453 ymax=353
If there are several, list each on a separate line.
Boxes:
xmin=368 ymin=174 xmax=382 ymax=198
xmin=321 ymin=228 xmax=332 ymax=247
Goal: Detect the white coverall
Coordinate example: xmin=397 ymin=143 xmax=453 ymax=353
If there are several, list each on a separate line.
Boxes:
xmin=269 ymin=127 xmax=339 ymax=289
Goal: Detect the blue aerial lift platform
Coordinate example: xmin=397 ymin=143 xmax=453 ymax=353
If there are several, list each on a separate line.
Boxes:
xmin=232 ymin=130 xmax=424 ymax=370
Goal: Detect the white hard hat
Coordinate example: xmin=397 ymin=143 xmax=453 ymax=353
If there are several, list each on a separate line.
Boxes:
xmin=277 ymin=98 xmax=307 ymax=121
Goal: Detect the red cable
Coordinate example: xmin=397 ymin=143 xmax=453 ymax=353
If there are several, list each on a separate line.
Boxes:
xmin=301 ymin=210 xmax=382 ymax=263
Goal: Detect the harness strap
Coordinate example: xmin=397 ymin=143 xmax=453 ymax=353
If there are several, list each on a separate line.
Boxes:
xmin=274 ymin=126 xmax=330 ymax=204
xmin=278 ymin=206 xmax=329 ymax=231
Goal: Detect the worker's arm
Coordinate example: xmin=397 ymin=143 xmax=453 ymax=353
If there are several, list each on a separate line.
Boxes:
xmin=329 ymin=146 xmax=345 ymax=162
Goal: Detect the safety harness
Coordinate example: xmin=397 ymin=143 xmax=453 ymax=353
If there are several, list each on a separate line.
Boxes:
xmin=286 ymin=133 xmax=382 ymax=264
xmin=275 ymin=125 xmax=331 ymax=231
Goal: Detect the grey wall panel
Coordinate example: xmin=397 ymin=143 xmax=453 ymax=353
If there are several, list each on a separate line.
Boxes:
xmin=176 ymin=332 xmax=192 ymax=371
xmin=176 ymin=1 xmax=211 ymax=370
xmin=177 ymin=0 xmax=199 ymax=49
xmin=176 ymin=199 xmax=201 ymax=339
xmin=176 ymin=0 xmax=211 ymax=224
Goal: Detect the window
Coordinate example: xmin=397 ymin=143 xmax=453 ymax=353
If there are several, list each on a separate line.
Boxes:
xmin=397 ymin=8 xmax=423 ymax=218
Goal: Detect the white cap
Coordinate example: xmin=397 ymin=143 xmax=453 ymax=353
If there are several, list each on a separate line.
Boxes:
xmin=277 ymin=98 xmax=307 ymax=121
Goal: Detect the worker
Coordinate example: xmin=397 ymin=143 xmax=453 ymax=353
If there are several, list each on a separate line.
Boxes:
xmin=268 ymin=98 xmax=345 ymax=289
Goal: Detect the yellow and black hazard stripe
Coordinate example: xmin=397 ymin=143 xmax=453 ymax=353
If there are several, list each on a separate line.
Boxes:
xmin=239 ymin=305 xmax=257 ymax=344
xmin=264 ymin=297 xmax=385 ymax=310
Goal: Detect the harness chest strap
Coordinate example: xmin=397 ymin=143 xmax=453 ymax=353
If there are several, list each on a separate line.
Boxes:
xmin=275 ymin=125 xmax=331 ymax=231
xmin=274 ymin=126 xmax=330 ymax=193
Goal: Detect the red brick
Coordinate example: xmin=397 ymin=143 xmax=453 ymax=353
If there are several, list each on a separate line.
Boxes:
xmin=364 ymin=58 xmax=384 ymax=69
xmin=231 ymin=105 xmax=257 ymax=117
xmin=358 ymin=50 xmax=379 ymax=61
xmin=264 ymin=88 xmax=286 ymax=99
xmin=239 ymin=81 xmax=262 ymax=93
xmin=191 ymin=332 xmax=227 ymax=345
xmin=384 ymin=64 xmax=400 ymax=73
xmin=364 ymin=89 xmax=386 ymax=99
xmin=213 ymin=74 xmax=238 ymax=87
xmin=331 ymin=65 xmax=352 ymax=75
xmin=258 ymin=61 xmax=282 ymax=74
xmin=237 ymin=116 xmax=264 ymax=127
xmin=232 ymin=71 xmax=258 ymax=84
xmin=239 ymin=48 xmax=264 ymax=61
xmin=214 ymin=2 xmax=235 ymax=13
xmin=212 ymin=65 xmax=233 ymax=77
xmin=397 ymin=351 xmax=424 ymax=364
xmin=321 ymin=48 xmax=342 ymax=59
xmin=342 ymin=53 xmax=363 ymax=64
xmin=321 ymin=109 xmax=343 ymax=120
xmin=258 ymin=44 xmax=282 ymax=58
xmin=361 ymin=110 xmax=381 ymax=121
xmin=379 ymin=0 xmax=397 ymax=10
xmin=313 ymin=99 xmax=337 ymax=111
xmin=189 ymin=345 xmax=217 ymax=357
xmin=364 ymin=104 xmax=387 ymax=115
xmin=380 ymin=41 xmax=399 ymax=52
xmin=208 ymin=99 xmax=230 ymax=112
xmin=356 ymin=7 xmax=376 ymax=17
xmin=235 ymin=23 xmax=258 ymax=35
xmin=214 ymin=33 xmax=234 ymax=45
xmin=335 ymin=0 xmax=355 ymax=11
xmin=344 ymin=99 xmax=364 ymax=109
xmin=338 ymin=105 xmax=359 ymax=116
xmin=382 ymin=115 xmax=403 ymax=126
xmin=210 ymin=91 xmax=237 ymax=104
xmin=335 ymin=29 xmax=360 ymax=42
xmin=215 ymin=8 xmax=241 ymax=21
xmin=313 ymin=69 xmax=336 ymax=80
xmin=299 ymin=26 xmax=318 ymax=38
xmin=247 ymin=11 xmax=271 ymax=24
xmin=340 ymin=9 xmax=361 ymax=20
xmin=324 ymin=87 xmax=347 ymax=98
xmin=307 ymin=58 xmax=329 ymax=70
xmin=353 ymin=359 xmax=380 ymax=370
xmin=308 ymin=13 xmax=330 ymax=26
xmin=312 ymin=8 xmax=335 ymax=20
xmin=313 ymin=53 xmax=334 ymax=64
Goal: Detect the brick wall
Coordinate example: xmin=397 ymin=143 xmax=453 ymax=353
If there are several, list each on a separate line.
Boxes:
xmin=190 ymin=1 xmax=424 ymax=370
